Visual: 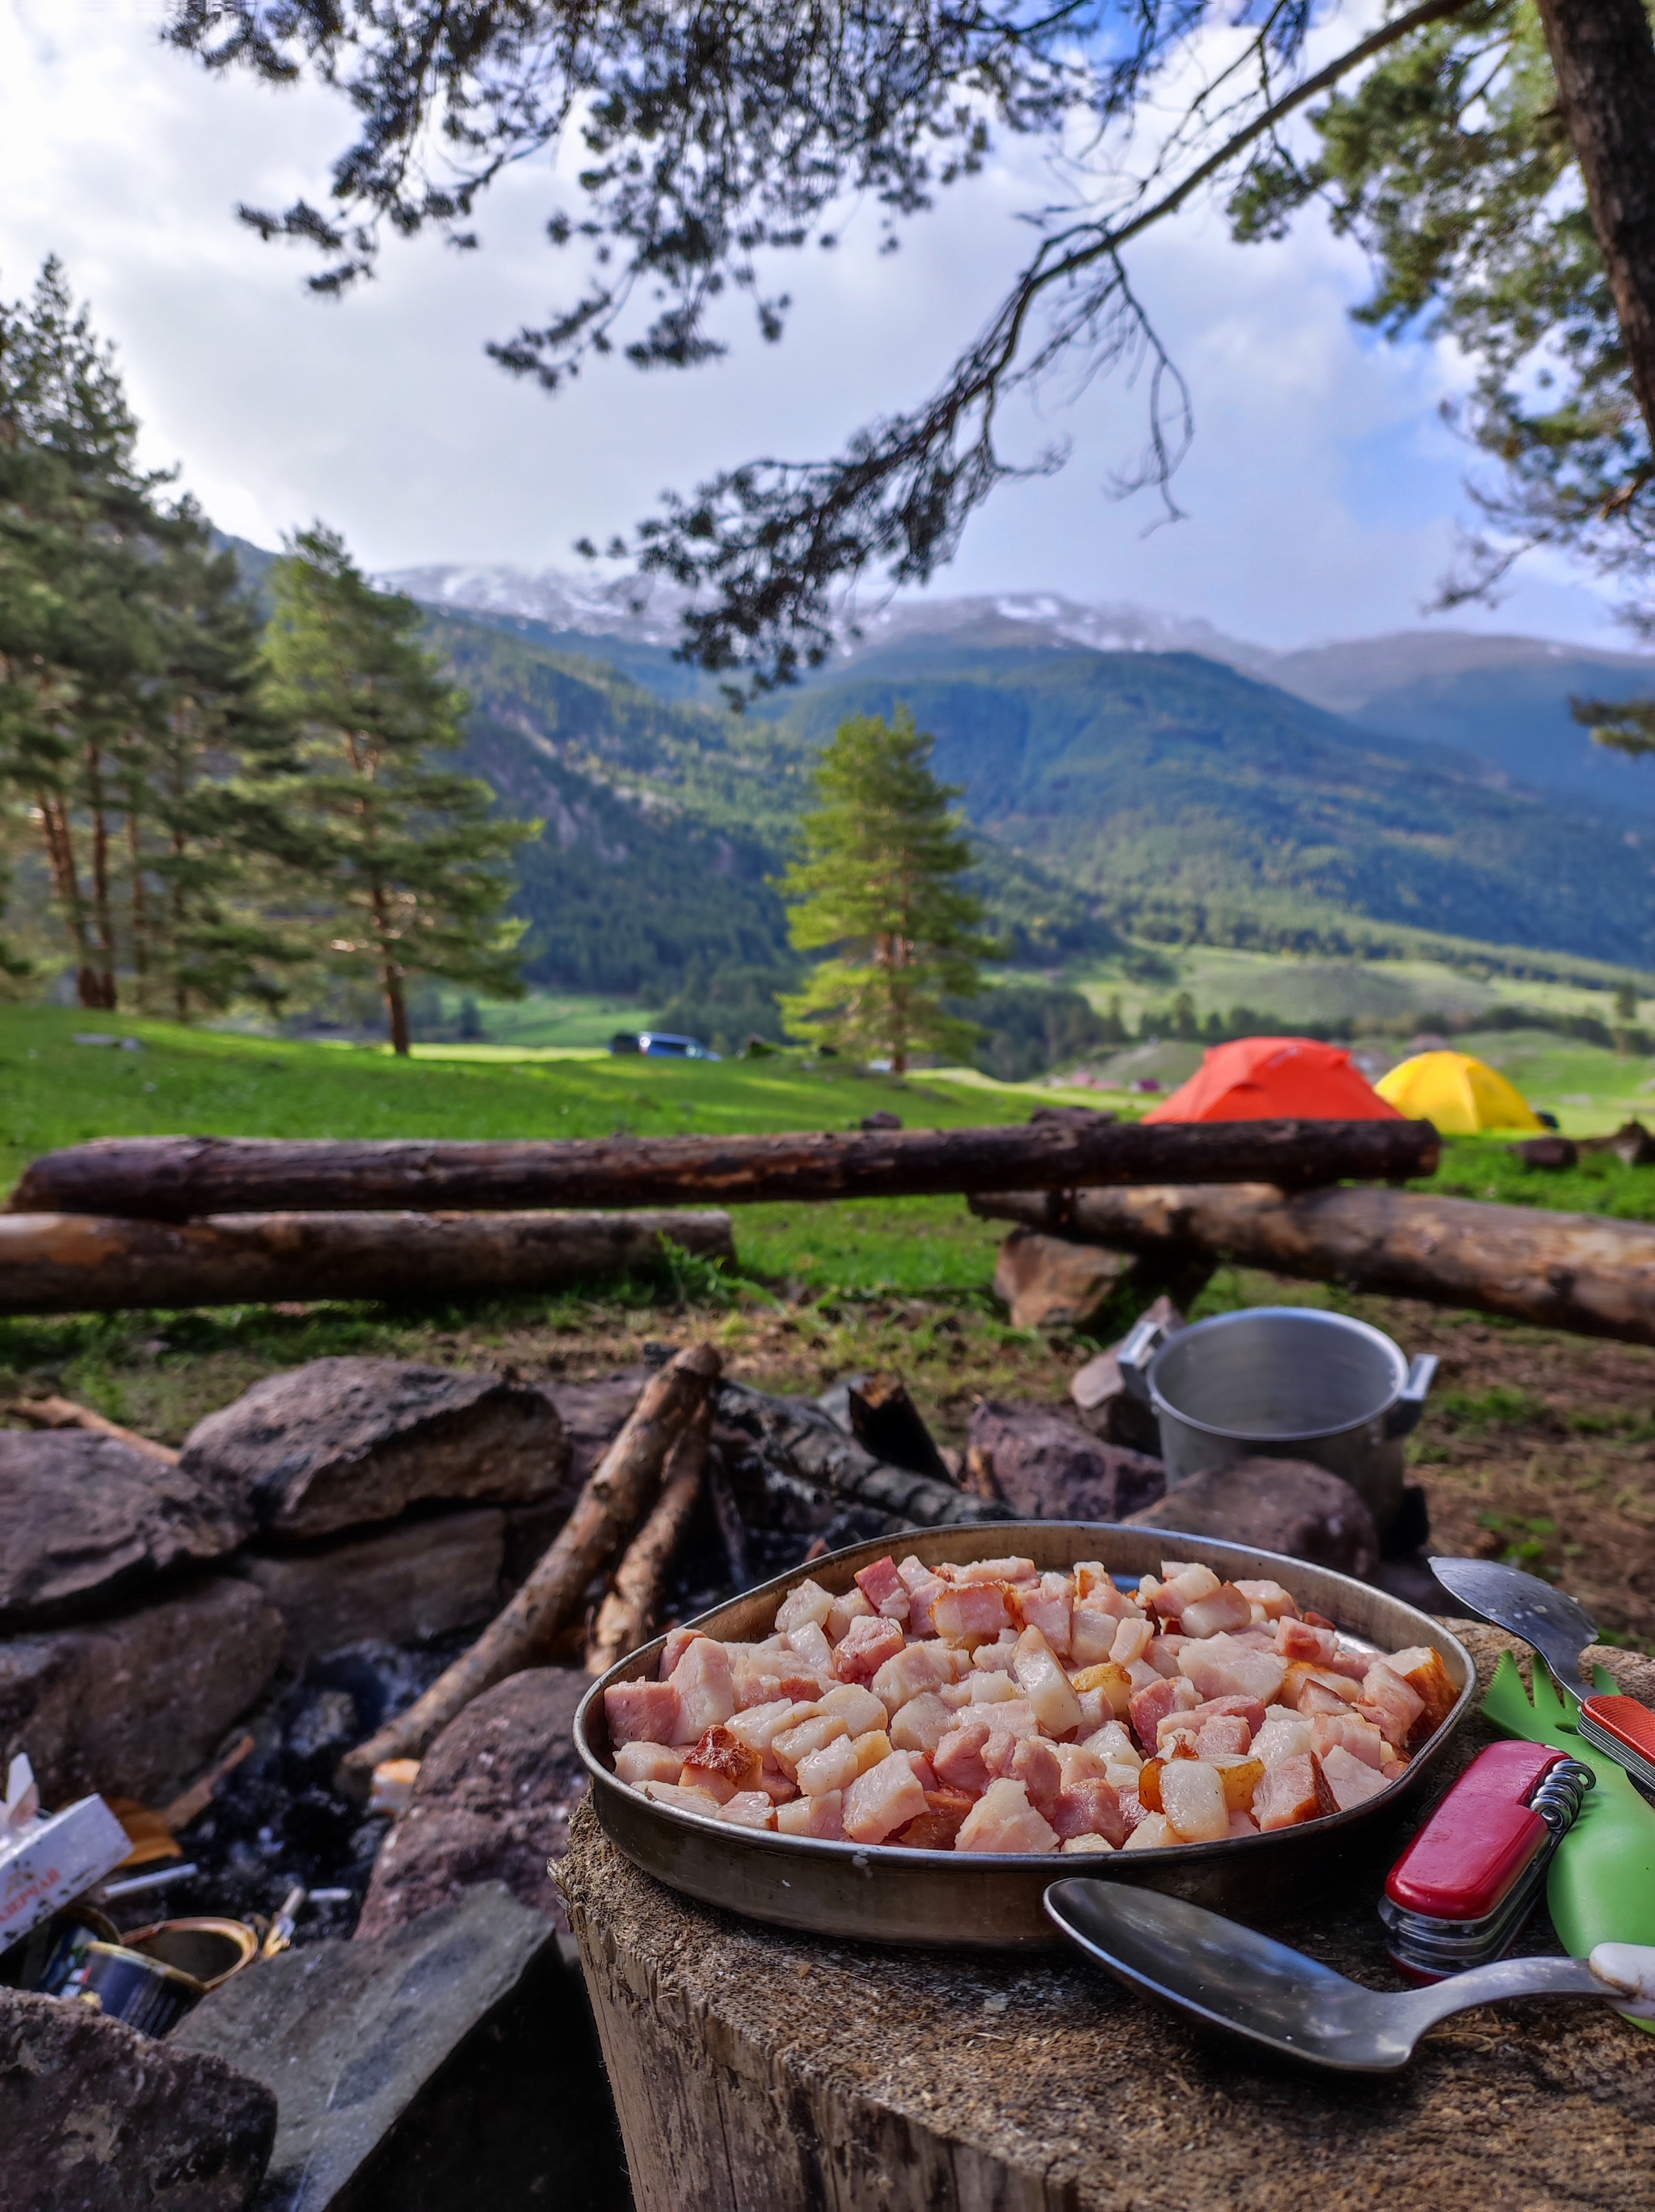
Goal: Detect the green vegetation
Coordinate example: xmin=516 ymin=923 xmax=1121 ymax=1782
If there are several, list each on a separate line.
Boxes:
xmin=260 ymin=529 xmax=533 ymax=1053
xmin=779 ymin=708 xmax=995 ymax=1072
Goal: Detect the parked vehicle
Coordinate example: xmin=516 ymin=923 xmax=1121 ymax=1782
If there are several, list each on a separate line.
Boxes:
xmin=609 ymin=1030 xmax=720 ymax=1060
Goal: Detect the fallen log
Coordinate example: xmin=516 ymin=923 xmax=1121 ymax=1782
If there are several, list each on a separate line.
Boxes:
xmin=971 ymin=1182 xmax=1655 ymax=1348
xmin=1 ymin=1391 xmax=180 ymax=1465
xmin=339 ymin=1342 xmax=722 ymax=1795
xmin=586 ymin=1407 xmax=712 ymax=1675
xmin=9 ymin=1117 xmax=1438 ymax=1222
xmin=715 ymin=1380 xmax=1011 ymax=1528
xmin=0 ymin=1208 xmax=735 ymax=1314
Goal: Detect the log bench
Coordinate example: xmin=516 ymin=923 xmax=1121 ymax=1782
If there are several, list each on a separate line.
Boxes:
xmin=561 ymin=1628 xmax=1655 ymax=2211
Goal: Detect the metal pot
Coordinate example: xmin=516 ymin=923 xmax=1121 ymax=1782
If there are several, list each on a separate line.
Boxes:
xmin=1118 ymin=1304 xmax=1437 ymax=1534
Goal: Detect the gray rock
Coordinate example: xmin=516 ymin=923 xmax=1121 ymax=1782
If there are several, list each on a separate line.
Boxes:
xmin=1125 ymin=1456 xmax=1380 ymax=1580
xmin=0 ymin=1430 xmax=249 ymax=1629
xmin=173 ymin=1885 xmax=604 ymax=2212
xmin=966 ymin=1401 xmax=1165 ymax=1523
xmin=545 ymin=1368 xmax=646 ymax=1485
xmin=0 ymin=1982 xmax=276 ymax=2212
xmin=180 ymin=1359 xmax=571 ymax=1540
xmin=0 ymin=1578 xmax=284 ymax=1805
xmin=991 ymin=1229 xmax=1131 ymax=1332
xmin=355 ymin=1669 xmax=587 ymax=1940
xmin=234 ymin=1508 xmax=506 ymax=1666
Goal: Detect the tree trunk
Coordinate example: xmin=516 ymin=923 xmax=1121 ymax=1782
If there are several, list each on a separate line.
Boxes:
xmin=127 ymin=804 xmax=149 ymax=1015
xmin=1535 ymin=0 xmax=1655 ymax=449
xmin=9 ymin=1115 xmax=1440 ymax=1220
xmin=969 ymin=1180 xmax=1655 ymax=1347
xmin=339 ymin=1342 xmax=723 ymax=1793
xmin=385 ymin=968 xmax=411 ymax=1056
xmin=86 ymin=744 xmax=118 ymax=1011
xmin=0 ymin=1207 xmax=735 ymax=1314
xmin=36 ymin=792 xmax=98 ymax=1009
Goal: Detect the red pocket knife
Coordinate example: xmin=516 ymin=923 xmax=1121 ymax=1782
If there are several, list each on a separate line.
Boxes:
xmin=1379 ymin=1741 xmax=1596 ymax=1979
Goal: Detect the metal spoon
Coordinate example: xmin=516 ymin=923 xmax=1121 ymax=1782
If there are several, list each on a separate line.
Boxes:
xmin=1429 ymin=1556 xmax=1602 ymax=1696
xmin=1044 ymin=1881 xmax=1655 ymax=2071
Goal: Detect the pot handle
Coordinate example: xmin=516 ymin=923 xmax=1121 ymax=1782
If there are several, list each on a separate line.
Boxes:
xmin=1117 ymin=1312 xmax=1171 ymax=1405
xmin=1385 ymin=1354 xmax=1439 ymax=1439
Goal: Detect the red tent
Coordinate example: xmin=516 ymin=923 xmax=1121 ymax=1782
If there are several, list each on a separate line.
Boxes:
xmin=1140 ymin=1036 xmax=1402 ymax=1123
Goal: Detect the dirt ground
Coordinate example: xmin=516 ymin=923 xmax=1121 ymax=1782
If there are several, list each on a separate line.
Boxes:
xmin=6 ymin=1267 xmax=1653 ymax=1650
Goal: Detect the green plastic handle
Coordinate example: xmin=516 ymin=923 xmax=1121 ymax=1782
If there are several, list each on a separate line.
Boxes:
xmin=1481 ymin=1651 xmax=1655 ymax=2033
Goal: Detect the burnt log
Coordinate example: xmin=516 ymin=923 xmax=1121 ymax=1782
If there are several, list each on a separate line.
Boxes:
xmin=9 ymin=1117 xmax=1439 ymax=1221
xmin=339 ymin=1343 xmax=722 ymax=1793
xmin=844 ymin=1373 xmax=953 ymax=1484
xmin=0 ymin=1207 xmax=735 ymax=1313
xmin=716 ymin=1380 xmax=1010 ymax=1531
xmin=971 ymin=1182 xmax=1655 ymax=1349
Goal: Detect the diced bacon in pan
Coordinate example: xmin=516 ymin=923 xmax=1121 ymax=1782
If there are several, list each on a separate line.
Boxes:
xmin=1276 ymin=1617 xmax=1340 ymax=1666
xmin=1149 ymin=1564 xmax=1221 ymax=1620
xmin=819 ymin=1683 xmax=890 ymax=1735
xmin=971 ymin=1633 xmax=1019 ymax=1674
xmin=967 ymin=1670 xmax=1021 ymax=1705
xmin=770 ymin=1713 xmax=849 ymax=1776
xmin=825 ymin=1589 xmax=875 ymax=1641
xmin=843 ymin=1750 xmax=930 ymax=1843
xmin=955 ymin=1777 xmax=1058 ymax=1854
xmin=1010 ymin=1572 xmax=1074 ymax=1656
xmin=775 ymin=1578 xmax=835 ymax=1635
xmin=855 ymin=1556 xmax=911 ymax=1619
xmin=719 ymin=1791 xmax=777 ymax=1830
xmin=1010 ymin=1735 xmax=1063 ymax=1816
xmin=1160 ymin=1758 xmax=1229 ymax=1843
xmin=1074 ymin=1565 xmax=1135 ymax=1617
xmin=895 ymin=1789 xmax=976 ymax=1850
xmin=896 ymin=1557 xmax=949 ymax=1635
xmin=1051 ymin=1778 xmax=1126 ymax=1846
xmin=604 ymin=1679 xmax=681 ymax=1746
xmin=889 ymin=1691 xmax=954 ymax=1759
xmin=1253 ymin=1751 xmax=1337 ymax=1831
xmin=785 ymin=1620 xmax=834 ymax=1675
xmin=1177 ymin=1636 xmax=1287 ymax=1707
xmin=1228 ymin=1811 xmax=1258 ymax=1838
xmin=933 ymin=1582 xmax=1012 ymax=1645
xmin=725 ymin=1699 xmax=812 ymax=1759
xmin=681 ymin=1725 xmax=761 ymax=1796
xmin=933 ymin=1717 xmax=992 ymax=1796
xmin=1234 ymin=1579 xmax=1298 ymax=1620
xmin=1121 ymin=1812 xmax=1174 ymax=1850
xmin=1205 ymin=1754 xmax=1265 ymax=1812
xmin=832 ymin=1614 xmax=908 ymax=1684
xmin=657 ymin=1625 xmax=699 ymax=1679
xmin=1179 ymin=1584 xmax=1255 ymax=1639
xmin=1278 ymin=1661 xmax=1362 ymax=1713
xmin=1309 ymin=1713 xmax=1386 ymax=1770
xmin=1319 ymin=1744 xmax=1392 ymax=1811
xmin=1195 ymin=1713 xmax=1253 ymax=1759
xmin=667 ymin=1637 xmax=736 ymax=1743
xmin=1358 ymin=1661 xmax=1427 ymax=1748
xmin=777 ymin=1790 xmax=844 ymax=1839
xmin=1145 ymin=1634 xmax=1189 ymax=1679
xmin=953 ymin=1556 xmax=1037 ymax=1586
xmin=1110 ymin=1615 xmax=1155 ymax=1667
xmin=1011 ymin=1627 xmax=1084 ymax=1737
xmin=1251 ymin=1713 xmax=1313 ymax=1768
xmin=1385 ymin=1645 xmax=1458 ymax=1734
xmin=613 ymin=1742 xmax=683 ymax=1786
xmin=871 ymin=1641 xmax=954 ymax=1712
xmin=640 ymin=1780 xmax=725 ymax=1817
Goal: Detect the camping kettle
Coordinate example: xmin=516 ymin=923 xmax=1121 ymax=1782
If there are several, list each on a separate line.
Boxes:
xmin=1118 ymin=1304 xmax=1437 ymax=1536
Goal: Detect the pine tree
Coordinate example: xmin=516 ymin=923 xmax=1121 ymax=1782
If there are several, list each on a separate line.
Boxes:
xmin=258 ymin=526 xmax=535 ymax=1054
xmin=778 ymin=708 xmax=995 ymax=1074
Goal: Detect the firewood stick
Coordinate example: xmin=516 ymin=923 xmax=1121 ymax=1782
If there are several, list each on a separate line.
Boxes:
xmin=1 ymin=1392 xmax=180 ymax=1465
xmin=338 ymin=1342 xmax=722 ymax=1795
xmin=585 ymin=1406 xmax=711 ymax=1675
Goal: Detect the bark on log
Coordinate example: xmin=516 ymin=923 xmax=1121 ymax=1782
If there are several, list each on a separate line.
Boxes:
xmin=1 ymin=1392 xmax=180 ymax=1465
xmin=716 ymin=1380 xmax=1011 ymax=1528
xmin=586 ymin=1409 xmax=711 ymax=1675
xmin=8 ymin=1118 xmax=1438 ymax=1222
xmin=0 ymin=1209 xmax=735 ymax=1314
xmin=339 ymin=1343 xmax=722 ymax=1795
xmin=971 ymin=1182 xmax=1655 ymax=1347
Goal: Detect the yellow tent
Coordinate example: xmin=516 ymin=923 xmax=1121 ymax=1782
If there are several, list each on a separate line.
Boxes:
xmin=1374 ymin=1050 xmax=1544 ymax=1135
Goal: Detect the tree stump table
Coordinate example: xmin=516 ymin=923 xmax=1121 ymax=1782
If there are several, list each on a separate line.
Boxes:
xmin=562 ymin=1630 xmax=1655 ymax=2211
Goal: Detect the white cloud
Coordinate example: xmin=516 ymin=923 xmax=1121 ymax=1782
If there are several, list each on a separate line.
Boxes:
xmin=0 ymin=0 xmax=1631 ymax=650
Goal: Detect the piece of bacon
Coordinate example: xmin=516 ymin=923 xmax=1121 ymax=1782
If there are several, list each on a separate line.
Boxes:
xmin=955 ymin=1776 xmax=1059 ymax=1853
xmin=613 ymin=1742 xmax=683 ymax=1786
xmin=855 ymin=1556 xmax=911 ymax=1619
xmin=1318 ymin=1743 xmax=1392 ymax=1811
xmin=933 ymin=1717 xmax=992 ymax=1796
xmin=667 ymin=1637 xmax=736 ymax=1743
xmin=1384 ymin=1645 xmax=1458 ymax=1734
xmin=1358 ymin=1660 xmax=1428 ymax=1748
xmin=777 ymin=1789 xmax=845 ymax=1839
xmin=1051 ymin=1778 xmax=1126 ymax=1846
xmin=681 ymin=1725 xmax=762 ymax=1796
xmin=895 ymin=1789 xmax=976 ymax=1850
xmin=932 ymin=1582 xmax=1012 ymax=1643
xmin=604 ymin=1679 xmax=681 ymax=1746
xmin=1179 ymin=1583 xmax=1254 ymax=1639
xmin=832 ymin=1614 xmax=908 ymax=1685
xmin=1253 ymin=1751 xmax=1337 ymax=1831
xmin=718 ymin=1791 xmax=778 ymax=1830
xmin=1276 ymin=1617 xmax=1340 ymax=1666
xmin=842 ymin=1750 xmax=930 ymax=1844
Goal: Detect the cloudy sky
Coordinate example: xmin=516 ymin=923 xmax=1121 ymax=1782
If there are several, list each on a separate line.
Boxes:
xmin=0 ymin=0 xmax=1633 ymax=651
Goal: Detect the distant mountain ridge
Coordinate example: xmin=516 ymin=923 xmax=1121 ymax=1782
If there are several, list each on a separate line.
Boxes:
xmin=381 ymin=562 xmax=1655 ymax=816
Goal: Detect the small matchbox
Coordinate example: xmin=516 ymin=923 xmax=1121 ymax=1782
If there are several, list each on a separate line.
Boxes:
xmin=0 ymin=1797 xmax=133 ymax=1956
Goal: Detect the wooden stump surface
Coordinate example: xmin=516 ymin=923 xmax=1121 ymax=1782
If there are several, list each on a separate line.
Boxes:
xmin=562 ymin=1627 xmax=1655 ymax=2212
